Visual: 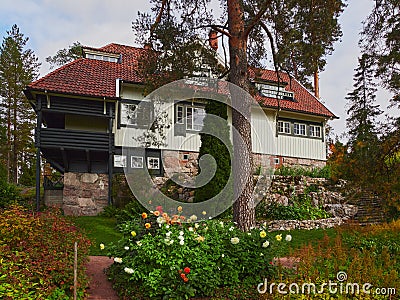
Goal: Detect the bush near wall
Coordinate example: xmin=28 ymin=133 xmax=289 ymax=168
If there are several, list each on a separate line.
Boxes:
xmin=0 ymin=205 xmax=91 ymax=299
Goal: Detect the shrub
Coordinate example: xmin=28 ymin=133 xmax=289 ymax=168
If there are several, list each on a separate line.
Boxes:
xmin=264 ymin=222 xmax=400 ymax=299
xmin=274 ymin=165 xmax=332 ymax=179
xmin=0 ymin=180 xmax=20 ymax=208
xmin=105 ymin=208 xmax=292 ymax=299
xmin=0 ymin=205 xmax=91 ymax=299
xmin=257 ymin=198 xmax=331 ymax=221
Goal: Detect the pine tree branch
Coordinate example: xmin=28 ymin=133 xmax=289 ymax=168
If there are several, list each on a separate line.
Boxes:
xmin=150 ymin=0 xmax=169 ymax=39
xmin=243 ymin=1 xmax=271 ymax=38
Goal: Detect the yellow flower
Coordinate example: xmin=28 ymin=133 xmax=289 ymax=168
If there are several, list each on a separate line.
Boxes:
xmin=131 ymin=231 xmax=137 ymax=237
xmin=153 ymin=210 xmax=160 ymax=217
xmin=260 ymin=231 xmax=267 ymax=238
xmin=99 ymin=243 xmax=105 ymax=250
xmin=195 ymin=235 xmax=205 ymax=242
xmin=142 ymin=212 xmax=148 ymax=219
xmin=275 ymin=234 xmax=282 ymax=241
xmin=177 ymin=206 xmax=183 ymax=212
xmin=202 ymin=211 xmax=207 ymax=215
xmin=145 ymin=223 xmax=151 ymax=229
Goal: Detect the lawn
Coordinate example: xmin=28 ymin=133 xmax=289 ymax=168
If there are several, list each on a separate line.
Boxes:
xmin=72 ymin=216 xmax=123 ymax=255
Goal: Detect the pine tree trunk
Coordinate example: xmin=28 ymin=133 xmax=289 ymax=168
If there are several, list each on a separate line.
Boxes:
xmin=228 ymin=0 xmax=255 ymax=231
xmin=12 ymin=91 xmax=18 ymax=184
xmin=6 ymin=96 xmax=11 ymax=183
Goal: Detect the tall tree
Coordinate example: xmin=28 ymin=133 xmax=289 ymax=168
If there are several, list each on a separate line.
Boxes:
xmin=0 ymin=24 xmax=40 ymax=183
xmin=133 ymin=0 xmax=345 ymax=231
xmin=360 ymin=0 xmax=400 ymax=105
xmin=345 ymin=54 xmax=383 ymax=186
xmin=46 ymin=41 xmax=82 ymax=69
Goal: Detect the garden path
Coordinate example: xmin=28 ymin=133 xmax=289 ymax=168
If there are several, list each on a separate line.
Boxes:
xmin=85 ymin=256 xmax=119 ymax=300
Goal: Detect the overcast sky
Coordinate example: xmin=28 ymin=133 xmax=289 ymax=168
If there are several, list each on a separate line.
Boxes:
xmin=0 ymin=0 xmax=395 ymax=138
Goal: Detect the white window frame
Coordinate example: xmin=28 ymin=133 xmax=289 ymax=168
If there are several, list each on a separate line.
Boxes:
xmin=294 ymin=123 xmax=306 ymax=136
xmin=120 ymin=103 xmax=138 ymax=126
xmin=309 ymin=125 xmax=322 ymax=138
xmin=176 ymin=105 xmax=184 ymax=124
xmin=186 ymin=106 xmax=205 ymax=131
xmin=277 ymin=121 xmax=291 ymax=134
xmin=131 ymin=156 xmax=144 ymax=169
xmin=147 ymin=157 xmax=160 ymax=170
xmin=113 ymin=155 xmax=127 ymax=168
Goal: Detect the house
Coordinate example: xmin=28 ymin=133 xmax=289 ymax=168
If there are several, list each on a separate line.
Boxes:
xmin=24 ymin=41 xmax=337 ymax=215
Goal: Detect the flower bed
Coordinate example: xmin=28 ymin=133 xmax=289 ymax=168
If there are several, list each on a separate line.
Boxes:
xmin=105 ymin=206 xmax=292 ymax=299
xmin=0 ymin=205 xmax=91 ymax=299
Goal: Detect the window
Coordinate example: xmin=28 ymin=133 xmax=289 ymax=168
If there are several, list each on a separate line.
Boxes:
xmin=120 ymin=103 xmax=137 ymax=125
xmin=147 ymin=157 xmax=160 ymax=169
xmin=176 ymin=105 xmax=184 ymax=124
xmin=86 ymin=53 xmax=119 ymax=63
xmin=182 ymin=154 xmax=190 ymax=161
xmin=274 ymin=158 xmax=280 ymax=165
xmin=255 ymin=83 xmax=294 ymax=100
xmin=277 ymin=121 xmax=291 ymax=134
xmin=294 ymin=123 xmax=306 ymax=136
xmin=131 ymin=156 xmax=143 ymax=168
xmin=114 ymin=155 xmax=127 ymax=168
xmin=309 ymin=125 xmax=322 ymax=138
xmin=186 ymin=106 xmax=205 ymax=131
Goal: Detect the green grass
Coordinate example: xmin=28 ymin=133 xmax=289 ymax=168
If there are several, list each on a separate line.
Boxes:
xmin=274 ymin=227 xmax=338 ymax=256
xmin=71 ymin=216 xmax=122 ymax=256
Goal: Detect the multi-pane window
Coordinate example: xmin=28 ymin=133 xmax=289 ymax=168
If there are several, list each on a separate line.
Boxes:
xmin=277 ymin=121 xmax=291 ymax=134
xmin=120 ymin=103 xmax=137 ymax=125
xmin=294 ymin=123 xmax=306 ymax=136
xmin=114 ymin=155 xmax=127 ymax=167
xmin=176 ymin=105 xmax=184 ymax=124
xmin=186 ymin=106 xmax=206 ymax=131
xmin=147 ymin=157 xmax=160 ymax=169
xmin=131 ymin=156 xmax=143 ymax=168
xmin=309 ymin=125 xmax=322 ymax=138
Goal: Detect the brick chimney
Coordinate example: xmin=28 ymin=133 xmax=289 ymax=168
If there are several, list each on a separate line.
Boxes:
xmin=209 ymin=30 xmax=218 ymax=51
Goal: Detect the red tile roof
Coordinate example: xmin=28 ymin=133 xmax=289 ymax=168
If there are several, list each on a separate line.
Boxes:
xmin=249 ymin=68 xmax=336 ymax=118
xmin=27 ymin=43 xmax=336 ymax=118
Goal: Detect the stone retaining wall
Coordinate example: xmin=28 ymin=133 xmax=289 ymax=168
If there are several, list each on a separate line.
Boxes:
xmin=265 ymin=217 xmax=346 ymax=231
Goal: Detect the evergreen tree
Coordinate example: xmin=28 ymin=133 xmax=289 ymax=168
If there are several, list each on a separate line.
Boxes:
xmin=46 ymin=41 xmax=82 ymax=69
xmin=195 ymin=100 xmax=232 ymax=204
xmin=360 ymin=0 xmax=399 ymax=105
xmin=0 ymin=24 xmax=40 ymax=184
xmin=345 ymin=54 xmax=382 ymax=186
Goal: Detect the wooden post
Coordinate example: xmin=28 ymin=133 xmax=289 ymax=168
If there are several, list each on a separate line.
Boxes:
xmin=35 ymin=97 xmax=42 ymax=212
xmin=108 ymin=104 xmax=114 ymax=205
xmin=74 ymin=242 xmax=78 ymax=300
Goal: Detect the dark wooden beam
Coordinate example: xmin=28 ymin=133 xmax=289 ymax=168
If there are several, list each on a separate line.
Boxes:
xmin=108 ymin=105 xmax=114 ymax=206
xmin=61 ymin=148 xmax=69 ymax=172
xmin=85 ymin=149 xmax=91 ymax=173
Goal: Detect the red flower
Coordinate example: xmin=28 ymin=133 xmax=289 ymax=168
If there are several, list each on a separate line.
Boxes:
xmin=180 ymin=273 xmax=186 ymax=280
xmin=156 ymin=205 xmax=163 ymax=213
xmin=183 ymin=277 xmax=189 ymax=283
xmin=184 ymin=267 xmax=190 ymax=274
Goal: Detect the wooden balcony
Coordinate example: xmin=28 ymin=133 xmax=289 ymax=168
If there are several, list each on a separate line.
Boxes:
xmin=37 ymin=128 xmax=112 ymax=151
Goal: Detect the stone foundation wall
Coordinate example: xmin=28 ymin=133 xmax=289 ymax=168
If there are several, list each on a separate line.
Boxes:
xmin=63 ymin=172 xmax=109 ymax=216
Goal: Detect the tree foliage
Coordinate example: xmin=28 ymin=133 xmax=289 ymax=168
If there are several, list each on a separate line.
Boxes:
xmin=45 ymin=41 xmax=82 ymax=69
xmin=360 ymin=0 xmax=400 ymax=104
xmin=0 ymin=24 xmax=40 ymax=184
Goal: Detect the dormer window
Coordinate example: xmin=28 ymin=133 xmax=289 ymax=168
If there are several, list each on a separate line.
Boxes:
xmin=255 ymin=82 xmax=294 ymax=100
xmin=83 ymin=48 xmax=121 ymax=63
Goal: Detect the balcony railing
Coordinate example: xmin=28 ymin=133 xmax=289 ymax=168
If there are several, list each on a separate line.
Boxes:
xmin=37 ymin=128 xmax=111 ymax=152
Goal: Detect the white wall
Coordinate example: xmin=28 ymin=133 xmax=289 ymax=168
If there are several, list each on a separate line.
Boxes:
xmin=114 ymin=83 xmax=327 ymax=160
